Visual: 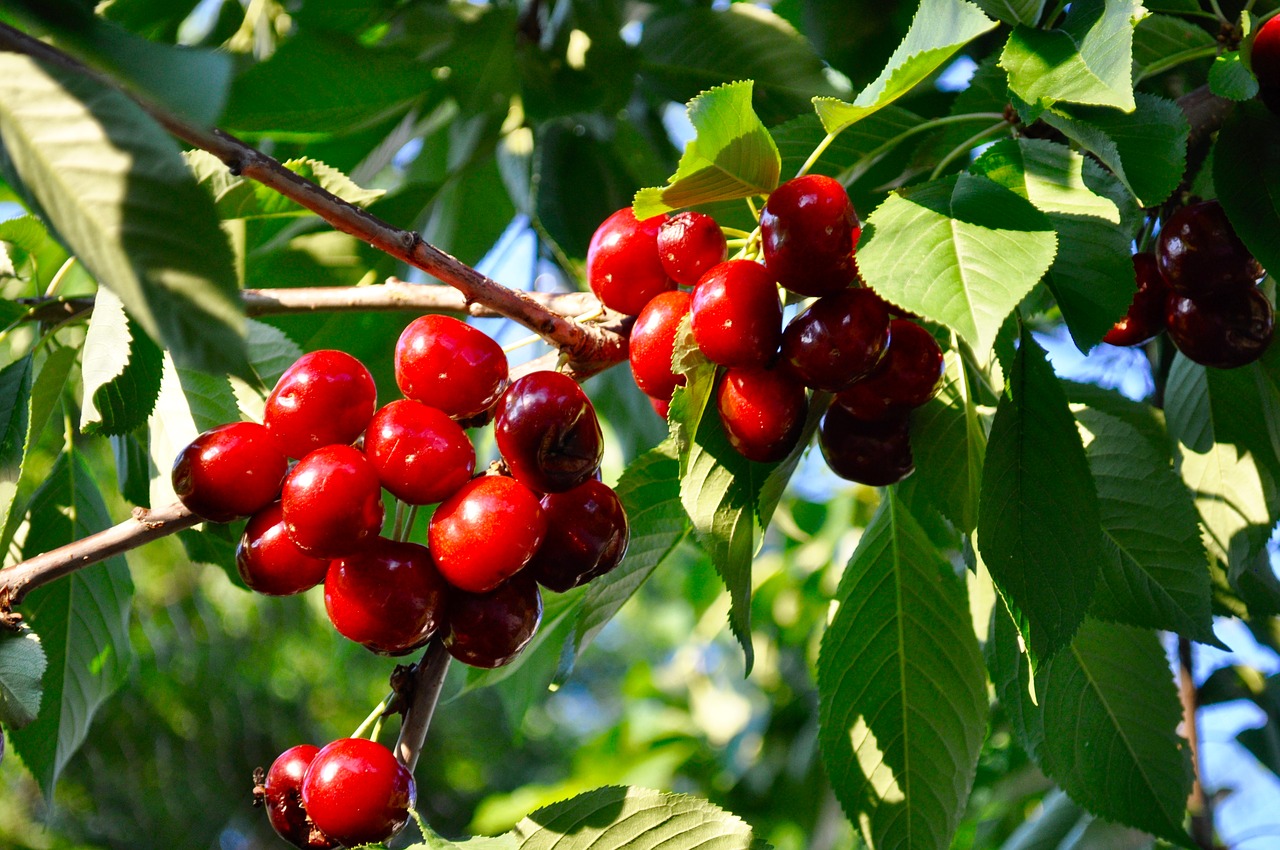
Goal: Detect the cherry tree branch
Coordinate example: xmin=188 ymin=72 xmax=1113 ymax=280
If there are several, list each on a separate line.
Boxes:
xmin=395 ymin=639 xmax=452 ymax=772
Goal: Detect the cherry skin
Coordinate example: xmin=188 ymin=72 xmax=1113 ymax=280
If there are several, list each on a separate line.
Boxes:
xmin=657 ymin=211 xmax=727 ymax=286
xmin=281 ymin=445 xmax=385 ymax=558
xmin=494 ymin=371 xmax=604 ymax=494
xmin=1156 ymin=200 xmax=1265 ymax=296
xmin=834 ymin=319 xmax=945 ymax=420
xmin=363 ymin=399 xmax=475 ymax=505
xmin=586 ymin=208 xmax=675 ymax=315
xmin=819 ymin=403 xmax=914 ymax=486
xmin=716 ymin=366 xmax=809 ymax=463
xmin=395 ymin=314 xmax=509 ymax=419
xmin=1253 ymin=15 xmax=1280 ymax=113
xmin=265 ymin=350 xmax=377 ymax=460
xmin=780 ymin=288 xmax=891 ymax=391
xmin=525 ymin=480 xmax=630 ymax=592
xmin=1103 ymin=252 xmax=1170 ymax=347
xmin=324 ymin=538 xmax=449 ymax=655
xmin=760 ymin=174 xmax=860 ymax=297
xmin=301 ymin=738 xmax=415 ymax=849
xmin=429 ymin=475 xmax=548 ymax=593
xmin=172 ymin=422 xmax=287 ymax=522
xmin=690 ymin=260 xmax=783 ymax=368
xmin=1165 ymin=287 xmax=1275 ymax=369
xmin=629 ymin=290 xmax=693 ymax=402
xmin=236 ymin=502 xmax=330 ymax=596
xmin=264 ymin=745 xmax=336 ymax=850
xmin=444 ymin=575 xmax=543 ymax=668
xmin=650 ymin=395 xmax=670 ymax=419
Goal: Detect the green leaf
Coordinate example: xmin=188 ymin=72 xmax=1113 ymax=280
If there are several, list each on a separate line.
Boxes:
xmin=1001 ymin=0 xmax=1146 ymax=112
xmin=80 ymin=286 xmax=163 ymax=437
xmin=1215 ymin=101 xmax=1280 ymax=279
xmin=1133 ymin=15 xmax=1217 ymax=81
xmin=910 ymin=349 xmax=986 ymax=533
xmin=977 ymin=327 xmax=1104 ymax=664
xmin=633 ymin=82 xmax=780 ymax=219
xmin=245 ymin=320 xmax=303 ymax=392
xmin=985 ymin=601 xmax=1044 ymax=759
xmin=0 ymin=53 xmax=247 ymax=376
xmin=0 ymin=214 xmax=50 ymax=257
xmin=857 ymin=174 xmax=1058 ymax=356
xmin=0 ymin=628 xmax=46 ymax=729
xmin=813 ymin=0 xmax=997 ymax=134
xmin=0 ymin=355 xmax=32 ymax=540
xmin=1210 ymin=51 xmax=1260 ymax=101
xmin=972 ymin=0 xmax=1045 ymax=25
xmin=186 ymin=150 xmax=385 ymax=219
xmin=818 ymin=490 xmax=988 ymax=850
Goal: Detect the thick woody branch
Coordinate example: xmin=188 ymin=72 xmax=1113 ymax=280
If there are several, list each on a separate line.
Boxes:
xmin=394 ymin=639 xmax=452 ymax=772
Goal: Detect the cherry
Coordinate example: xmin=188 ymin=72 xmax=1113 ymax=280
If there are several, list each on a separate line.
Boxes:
xmin=1165 ymin=287 xmax=1275 ymax=369
xmin=282 ymin=445 xmax=385 ymax=558
xmin=264 ymin=745 xmax=336 ymax=850
xmin=779 ymin=288 xmax=891 ymax=391
xmin=444 ymin=575 xmax=543 ymax=668
xmin=525 ymin=480 xmax=630 ymax=592
xmin=301 ymin=738 xmax=415 ymax=848
xmin=324 ymin=538 xmax=449 ymax=655
xmin=716 ymin=366 xmax=808 ymax=463
xmin=629 ymin=290 xmax=693 ymax=402
xmin=834 ymin=319 xmax=945 ymax=420
xmin=494 ymin=371 xmax=603 ymax=494
xmin=657 ymin=211 xmax=727 ymax=287
xmin=172 ymin=422 xmax=287 ymax=522
xmin=819 ymin=403 xmax=914 ymax=486
xmin=363 ymin=399 xmax=475 ymax=505
xmin=428 ymin=475 xmax=547 ymax=593
xmin=236 ymin=502 xmax=330 ymax=596
xmin=586 ymin=207 xmax=675 ymax=315
xmin=1253 ymin=15 xmax=1280 ymax=113
xmin=650 ymin=395 xmax=670 ymax=419
xmin=760 ymin=174 xmax=860 ymax=297
xmin=1156 ymin=200 xmax=1265 ymax=296
xmin=690 ymin=260 xmax=783 ymax=368
xmin=395 ymin=314 xmax=509 ymax=419
xmin=265 ymin=350 xmax=377 ymax=460
xmin=1103 ymin=252 xmax=1170 ymax=347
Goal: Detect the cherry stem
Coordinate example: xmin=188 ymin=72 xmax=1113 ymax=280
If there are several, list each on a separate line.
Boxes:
xmin=927 ymin=120 xmax=1010 ymax=181
xmin=395 ymin=639 xmax=452 ymax=772
xmin=352 ymin=695 xmax=392 ymax=740
xmin=795 ymin=131 xmax=838 ymax=179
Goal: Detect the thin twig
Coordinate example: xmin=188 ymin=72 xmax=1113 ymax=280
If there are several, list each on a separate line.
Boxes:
xmin=1179 ymin=637 xmax=1217 ymax=850
xmin=394 ymin=639 xmax=452 ymax=772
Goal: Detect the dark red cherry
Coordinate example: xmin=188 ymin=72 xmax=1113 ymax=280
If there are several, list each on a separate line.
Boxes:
xmin=395 ymin=315 xmax=509 ymax=419
xmin=587 ymin=208 xmax=675 ymax=315
xmin=834 ymin=319 xmax=945 ymax=421
xmin=172 ymin=422 xmax=287 ymax=522
xmin=691 ymin=260 xmax=782 ymax=368
xmin=444 ymin=575 xmax=543 ymax=668
xmin=363 ymin=399 xmax=475 ymax=505
xmin=282 ymin=445 xmax=385 ymax=558
xmin=630 ymin=290 xmax=693 ymax=401
xmin=1103 ymin=252 xmax=1170 ymax=347
xmin=526 ymin=480 xmax=630 ymax=592
xmin=264 ymin=745 xmax=336 ymax=850
xmin=324 ymin=538 xmax=449 ymax=655
xmin=1166 ymin=287 xmax=1275 ymax=368
xmin=1253 ymin=16 xmax=1280 ymax=113
xmin=1157 ymin=201 xmax=1265 ymax=296
xmin=495 ymin=371 xmax=603 ymax=494
xmin=780 ymin=288 xmax=891 ymax=391
xmin=650 ymin=395 xmax=670 ymax=419
xmin=428 ymin=475 xmax=547 ymax=593
xmin=236 ymin=502 xmax=330 ymax=596
xmin=657 ymin=211 xmax=728 ymax=286
xmin=761 ymin=175 xmax=860 ymax=297
xmin=819 ymin=403 xmax=914 ymax=486
xmin=264 ymin=350 xmax=376 ymax=460
xmin=716 ymin=366 xmax=809 ymax=463
xmin=301 ymin=738 xmax=414 ymax=849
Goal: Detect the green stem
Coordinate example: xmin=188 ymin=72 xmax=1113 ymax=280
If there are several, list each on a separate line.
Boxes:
xmin=1042 ymin=0 xmax=1069 ymax=27
xmin=838 ymin=112 xmax=1006 ymax=188
xmin=720 ymin=226 xmax=754 ymax=239
xmin=1209 ymin=0 xmax=1229 ymax=24
xmin=1135 ymin=45 xmax=1221 ymax=83
xmin=391 ymin=499 xmax=406 ymax=541
xmin=352 ymin=695 xmax=391 ymax=740
xmin=928 ymin=121 xmax=1009 ymax=181
xmin=43 ymin=256 xmax=77 ymax=298
xmin=401 ymin=504 xmax=419 ymax=542
xmin=796 ymin=130 xmax=838 ymax=178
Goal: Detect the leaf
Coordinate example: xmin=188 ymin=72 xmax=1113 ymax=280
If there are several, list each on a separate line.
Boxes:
xmin=909 ymin=349 xmax=986 ymax=533
xmin=1133 ymin=15 xmax=1218 ymax=81
xmin=0 ymin=53 xmax=247 ymax=376
xmin=0 ymin=355 xmax=32 ymax=540
xmin=245 ymin=320 xmax=303 ymax=393
xmin=1001 ymin=0 xmax=1146 ymax=112
xmin=972 ymin=0 xmax=1045 ymax=26
xmin=0 ymin=628 xmax=46 ymax=729
xmin=1215 ymin=101 xmax=1280 ymax=279
xmin=856 ymin=173 xmax=1058 ymax=356
xmin=186 ymin=151 xmax=385 ymax=219
xmin=814 ymin=0 xmax=996 ymax=134
xmin=633 ymin=82 xmax=780 ymax=219
xmin=0 ymin=214 xmax=50 ymax=257
xmin=817 ymin=490 xmax=988 ymax=850
xmin=80 ymin=286 xmax=163 ymax=437
xmin=977 ymin=327 xmax=1104 ymax=664
xmin=1209 ymin=51 xmax=1260 ymax=101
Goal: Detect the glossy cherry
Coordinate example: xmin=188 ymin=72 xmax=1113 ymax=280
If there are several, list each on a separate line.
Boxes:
xmin=780 ymin=288 xmax=891 ymax=391
xmin=629 ymin=290 xmax=693 ymax=402
xmin=363 ymin=399 xmax=475 ymax=505
xmin=690 ymin=260 xmax=782 ymax=368
xmin=1156 ymin=200 xmax=1265 ymax=296
xmin=716 ymin=366 xmax=809 ymax=463
xmin=324 ymin=538 xmax=449 ymax=655
xmin=834 ymin=319 xmax=945 ymax=420
xmin=1253 ymin=15 xmax=1280 ymax=113
xmin=444 ymin=575 xmax=543 ymax=668
xmin=264 ymin=745 xmax=336 ymax=850
xmin=657 ymin=211 xmax=727 ymax=286
xmin=429 ymin=475 xmax=547 ymax=593
xmin=760 ymin=174 xmax=860 ymax=296
xmin=819 ymin=403 xmax=914 ymax=486
xmin=281 ymin=445 xmax=385 ymax=558
xmin=495 ymin=371 xmax=603 ymax=494
xmin=526 ymin=480 xmax=630 ymax=592
xmin=172 ymin=422 xmax=287 ymax=522
xmin=301 ymin=738 xmax=415 ymax=849
xmin=395 ymin=314 xmax=509 ymax=419
xmin=1166 ymin=287 xmax=1274 ymax=369
xmin=265 ymin=350 xmax=377 ymax=460
xmin=586 ymin=207 xmax=675 ymax=315
xmin=236 ymin=502 xmax=330 ymax=596
xmin=1103 ymin=252 xmax=1170 ymax=347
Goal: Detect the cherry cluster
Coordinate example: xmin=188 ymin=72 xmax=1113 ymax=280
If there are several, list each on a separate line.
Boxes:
xmin=1104 ymin=200 xmax=1272 ymax=368
xmin=587 ymin=174 xmax=944 ymax=486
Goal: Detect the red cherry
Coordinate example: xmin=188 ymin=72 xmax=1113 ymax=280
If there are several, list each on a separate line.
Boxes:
xmin=780 ymin=288 xmax=891 ymax=391
xmin=657 ymin=212 xmax=728 ymax=286
xmin=172 ymin=422 xmax=287 ymax=522
xmin=1103 ymin=252 xmax=1170 ymax=347
xmin=691 ymin=260 xmax=783 ymax=368
xmin=264 ymin=745 xmax=336 ymax=850
xmin=363 ymin=400 xmax=475 ymax=505
xmin=395 ymin=315 xmax=509 ymax=419
xmin=443 ymin=575 xmax=543 ymax=668
xmin=761 ymin=175 xmax=860 ymax=296
xmin=301 ymin=738 xmax=415 ymax=848
xmin=833 ymin=319 xmax=945 ymax=421
xmin=324 ymin=538 xmax=449 ymax=655
xmin=630 ymin=290 xmax=693 ymax=401
xmin=819 ymin=403 xmax=914 ymax=486
xmin=1253 ymin=16 xmax=1280 ymax=112
xmin=429 ymin=476 xmax=547 ymax=593
xmin=716 ymin=366 xmax=809 ymax=463
xmin=525 ymin=480 xmax=630 ymax=592
xmin=1156 ymin=201 xmax=1265 ymax=296
xmin=236 ymin=502 xmax=330 ymax=596
xmin=494 ymin=371 xmax=603 ymax=494
xmin=587 ymin=208 xmax=675 ymax=315
xmin=1166 ymin=287 xmax=1275 ymax=368
xmin=282 ymin=445 xmax=385 ymax=558
xmin=265 ymin=350 xmax=377 ymax=460
xmin=650 ymin=395 xmax=670 ymax=419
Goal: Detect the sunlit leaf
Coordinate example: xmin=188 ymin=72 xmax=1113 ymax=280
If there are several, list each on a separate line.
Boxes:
xmin=80 ymin=286 xmax=163 ymax=436
xmin=0 ymin=628 xmax=45 ymax=729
